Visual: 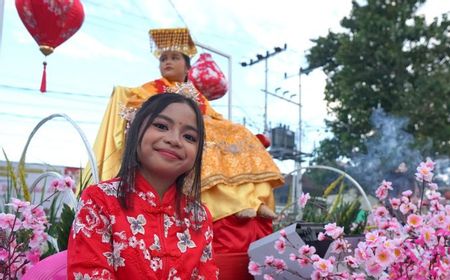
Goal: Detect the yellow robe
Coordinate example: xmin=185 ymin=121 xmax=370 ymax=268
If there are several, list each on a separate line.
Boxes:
xmin=87 ymin=78 xmax=284 ymax=220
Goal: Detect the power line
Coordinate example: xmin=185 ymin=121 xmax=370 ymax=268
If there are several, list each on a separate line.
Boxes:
xmin=0 ymin=84 xmax=108 ymax=100
xmin=241 ymin=44 xmax=288 ymax=132
xmin=167 ymin=0 xmax=189 ymax=27
xmin=0 ymin=112 xmax=100 ymax=125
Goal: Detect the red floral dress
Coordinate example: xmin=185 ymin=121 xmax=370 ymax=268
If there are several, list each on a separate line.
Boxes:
xmin=67 ymin=172 xmax=218 ymax=279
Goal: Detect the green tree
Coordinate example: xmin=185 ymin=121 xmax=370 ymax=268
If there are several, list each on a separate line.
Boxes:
xmin=307 ymin=0 xmax=450 ymax=163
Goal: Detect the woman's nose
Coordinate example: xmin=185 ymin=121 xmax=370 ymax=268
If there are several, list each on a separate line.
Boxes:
xmin=164 ymin=132 xmax=181 ymax=147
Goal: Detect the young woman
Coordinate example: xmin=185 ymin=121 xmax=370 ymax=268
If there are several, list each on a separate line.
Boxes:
xmin=87 ymin=28 xmax=284 ymax=279
xmin=68 ymin=93 xmax=218 ymax=279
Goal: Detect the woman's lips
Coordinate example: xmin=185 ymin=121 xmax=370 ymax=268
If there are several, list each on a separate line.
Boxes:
xmin=157 ymin=149 xmax=181 ymax=160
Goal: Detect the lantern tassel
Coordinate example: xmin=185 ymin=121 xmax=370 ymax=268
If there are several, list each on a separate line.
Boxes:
xmin=40 ymin=61 xmax=47 ymax=93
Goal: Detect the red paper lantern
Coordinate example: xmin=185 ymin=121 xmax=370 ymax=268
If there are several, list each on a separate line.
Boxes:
xmin=256 ymin=133 xmax=271 ymax=149
xmin=15 ymin=0 xmax=85 ymax=92
xmin=188 ymin=53 xmax=228 ymax=101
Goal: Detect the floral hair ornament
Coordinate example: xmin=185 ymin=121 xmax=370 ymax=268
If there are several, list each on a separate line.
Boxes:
xmin=149 ymin=27 xmax=197 ymax=58
xmin=165 ymin=81 xmax=202 ymax=105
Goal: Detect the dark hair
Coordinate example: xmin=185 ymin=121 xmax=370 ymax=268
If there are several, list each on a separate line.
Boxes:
xmin=182 ymin=53 xmax=191 ymax=69
xmin=182 ymin=53 xmax=191 ymax=82
xmin=116 ymin=93 xmax=205 ymax=220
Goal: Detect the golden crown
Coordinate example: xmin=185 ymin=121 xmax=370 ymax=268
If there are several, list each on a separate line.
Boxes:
xmin=149 ymin=28 xmax=197 ymax=58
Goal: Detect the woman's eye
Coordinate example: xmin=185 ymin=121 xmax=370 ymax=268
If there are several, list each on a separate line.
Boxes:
xmin=153 ymin=123 xmax=168 ymax=130
xmin=184 ymin=134 xmax=197 ymax=142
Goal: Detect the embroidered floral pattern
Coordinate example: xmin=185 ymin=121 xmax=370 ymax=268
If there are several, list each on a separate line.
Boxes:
xmin=163 ymin=214 xmax=174 ymax=237
xmin=138 ymin=191 xmax=157 ymax=207
xmin=200 ymin=242 xmax=212 ymax=263
xmin=150 ymin=257 xmax=163 ymax=272
xmin=177 ymin=229 xmax=196 ymax=253
xmin=97 ymin=181 xmax=119 ymax=197
xmin=103 ymin=241 xmax=126 ymax=271
xmin=73 ymin=269 xmax=113 ymax=280
xmin=73 ymin=198 xmax=109 ymax=239
xmin=127 ymin=214 xmax=146 ymax=235
xmin=68 ymin=177 xmax=218 ymax=279
xmin=149 ymin=234 xmax=161 ymax=251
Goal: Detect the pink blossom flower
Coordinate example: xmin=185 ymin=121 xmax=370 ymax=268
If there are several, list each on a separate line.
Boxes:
xmin=428 ymin=183 xmax=438 ymax=191
xmin=263 ymin=274 xmax=274 ymax=280
xmin=313 ymin=258 xmax=333 ymax=276
xmin=296 ymin=257 xmax=310 ymax=267
xmin=402 ymin=190 xmax=413 ymax=197
xmin=298 ymin=245 xmax=316 ymax=256
xmin=289 ymin=253 xmax=297 ymax=261
xmin=50 ymin=176 xmax=75 ymax=192
xmin=272 ymin=258 xmax=287 ymax=273
xmin=298 ymin=192 xmax=310 ymax=208
xmin=365 ymin=259 xmax=383 ymax=277
xmin=317 ymin=232 xmax=326 ymax=241
xmin=0 ymin=213 xmax=21 ymax=230
xmin=374 ymin=247 xmax=394 ymax=268
xmin=255 ymin=159 xmax=450 ymax=279
xmin=375 ymin=180 xmax=393 ymax=200
xmin=424 ymin=158 xmax=435 ymax=169
xmin=264 ymin=255 xmax=274 ymax=265
xmin=351 ymin=272 xmax=366 ymax=280
xmin=364 ymin=231 xmax=379 ymax=246
xmin=6 ymin=198 xmax=30 ymax=211
xmin=389 ymin=198 xmax=401 ymax=209
xmin=407 ymin=214 xmax=423 ymax=228
xmin=330 ymin=238 xmax=348 ymax=253
xmin=324 ymin=223 xmax=344 ymax=239
xmin=399 ymin=202 xmax=417 ymax=214
xmin=415 ymin=161 xmax=434 ymax=182
xmin=64 ymin=176 xmax=75 ymax=189
xmin=26 ymin=249 xmax=41 ymax=265
xmin=355 ymin=243 xmax=372 ymax=262
xmin=274 ymin=237 xmax=286 ymax=254
xmin=311 ymin=270 xmax=322 ymax=280
xmin=50 ymin=178 xmax=64 ymax=191
xmin=0 ymin=248 xmax=8 ymax=261
xmin=420 ymin=226 xmax=437 ymax=246
xmin=248 ymin=261 xmax=262 ymax=275
xmin=344 ymin=255 xmax=359 ymax=268
xmin=374 ymin=206 xmax=389 ymax=218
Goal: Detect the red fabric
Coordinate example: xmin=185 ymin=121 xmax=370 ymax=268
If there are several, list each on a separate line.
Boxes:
xmin=212 ymin=215 xmax=272 ymax=254
xmin=215 ymin=253 xmax=254 ymax=280
xmin=15 ymin=0 xmax=85 ymax=54
xmin=40 ymin=61 xmax=47 ymax=93
xmin=67 ymin=173 xmax=218 ymax=279
xmin=188 ymin=53 xmax=228 ymax=101
xmin=255 ymin=133 xmax=271 ymax=148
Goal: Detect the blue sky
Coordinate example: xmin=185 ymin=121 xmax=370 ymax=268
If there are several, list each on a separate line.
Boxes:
xmin=0 ymin=0 xmax=447 ymax=173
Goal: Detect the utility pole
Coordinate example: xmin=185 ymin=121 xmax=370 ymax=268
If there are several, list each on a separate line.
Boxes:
xmin=240 ymin=43 xmax=287 ymax=132
xmin=0 ymin=0 xmax=5 ymax=56
xmin=284 ymin=67 xmax=312 ymax=215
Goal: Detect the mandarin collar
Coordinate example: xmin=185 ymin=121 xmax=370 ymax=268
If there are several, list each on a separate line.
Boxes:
xmin=135 ymin=171 xmax=177 ymax=204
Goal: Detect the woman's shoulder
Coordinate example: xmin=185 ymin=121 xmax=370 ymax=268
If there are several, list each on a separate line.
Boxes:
xmin=80 ymin=178 xmax=121 ymax=203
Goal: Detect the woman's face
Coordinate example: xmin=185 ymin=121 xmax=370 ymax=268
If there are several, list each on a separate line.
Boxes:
xmin=159 ymin=51 xmax=188 ymax=83
xmin=138 ymin=102 xmax=199 ymax=182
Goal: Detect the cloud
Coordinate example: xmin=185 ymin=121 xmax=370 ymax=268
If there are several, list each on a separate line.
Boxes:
xmin=56 ymin=32 xmax=139 ymax=61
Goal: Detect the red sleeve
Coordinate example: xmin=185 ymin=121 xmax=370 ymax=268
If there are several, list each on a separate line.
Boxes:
xmin=197 ymin=205 xmax=219 ymax=279
xmin=67 ymin=186 xmax=116 ymax=280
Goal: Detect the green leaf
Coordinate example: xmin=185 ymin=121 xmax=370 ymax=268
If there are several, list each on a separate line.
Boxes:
xmin=56 ymin=203 xmax=76 ymax=251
